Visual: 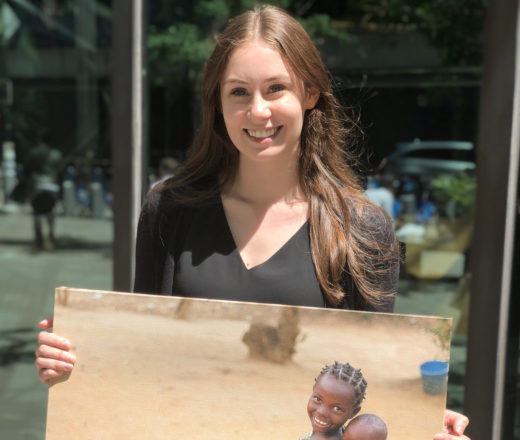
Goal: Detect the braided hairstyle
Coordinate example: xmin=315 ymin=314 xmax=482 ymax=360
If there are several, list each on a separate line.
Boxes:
xmin=316 ymin=361 xmax=367 ymax=416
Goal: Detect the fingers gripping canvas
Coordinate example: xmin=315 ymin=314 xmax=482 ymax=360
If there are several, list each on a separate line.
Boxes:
xmin=46 ymin=287 xmax=451 ymax=439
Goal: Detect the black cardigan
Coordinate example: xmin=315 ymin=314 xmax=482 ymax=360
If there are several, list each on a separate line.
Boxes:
xmin=134 ymin=190 xmax=399 ymax=313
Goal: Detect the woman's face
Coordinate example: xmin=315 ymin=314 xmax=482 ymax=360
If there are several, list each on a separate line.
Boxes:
xmin=307 ymin=374 xmax=356 ymax=436
xmin=219 ymin=39 xmax=318 ymax=164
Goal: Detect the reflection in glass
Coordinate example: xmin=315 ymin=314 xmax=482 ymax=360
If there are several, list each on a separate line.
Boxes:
xmin=146 ymin=1 xmax=486 ymax=416
xmin=0 ymin=2 xmax=113 ymax=439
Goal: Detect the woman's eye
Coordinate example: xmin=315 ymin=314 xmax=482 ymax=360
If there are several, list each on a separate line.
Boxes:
xmin=333 ymin=406 xmax=344 ymax=413
xmin=230 ymin=88 xmax=248 ymax=97
xmin=269 ymin=83 xmax=285 ymax=93
xmin=312 ymin=395 xmax=321 ymax=403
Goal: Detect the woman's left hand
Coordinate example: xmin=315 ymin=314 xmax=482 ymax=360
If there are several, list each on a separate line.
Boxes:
xmin=433 ymin=409 xmax=470 ymax=439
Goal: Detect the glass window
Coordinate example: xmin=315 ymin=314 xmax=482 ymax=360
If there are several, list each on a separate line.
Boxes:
xmin=333 ymin=3 xmax=485 ymax=416
xmin=0 ymin=1 xmax=113 ymax=438
xmin=146 ymin=0 xmax=485 ymax=417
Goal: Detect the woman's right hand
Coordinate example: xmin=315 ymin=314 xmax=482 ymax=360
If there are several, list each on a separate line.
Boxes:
xmin=35 ymin=318 xmax=76 ymax=384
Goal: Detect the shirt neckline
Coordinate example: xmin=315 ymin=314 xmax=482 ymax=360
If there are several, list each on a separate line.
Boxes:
xmin=216 ymin=194 xmax=309 ymax=272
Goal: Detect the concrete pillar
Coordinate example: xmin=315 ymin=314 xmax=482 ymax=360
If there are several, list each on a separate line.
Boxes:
xmin=111 ymin=0 xmax=146 ymax=291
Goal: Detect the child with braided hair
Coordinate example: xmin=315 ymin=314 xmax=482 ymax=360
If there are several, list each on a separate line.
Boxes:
xmin=301 ymin=362 xmax=368 ymax=440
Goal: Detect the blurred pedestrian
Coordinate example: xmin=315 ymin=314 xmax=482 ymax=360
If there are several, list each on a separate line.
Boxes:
xmin=365 ymin=175 xmax=395 ymax=219
xmin=25 ymin=130 xmax=62 ymax=250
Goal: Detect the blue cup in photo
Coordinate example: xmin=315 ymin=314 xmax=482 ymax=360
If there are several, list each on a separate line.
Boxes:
xmin=420 ymin=360 xmax=449 ymax=395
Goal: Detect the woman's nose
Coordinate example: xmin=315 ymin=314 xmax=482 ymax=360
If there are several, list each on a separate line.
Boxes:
xmin=249 ymin=93 xmax=271 ymax=120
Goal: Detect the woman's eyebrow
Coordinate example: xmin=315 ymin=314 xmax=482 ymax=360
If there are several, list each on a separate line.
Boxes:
xmin=223 ymin=78 xmax=248 ymax=85
xmin=264 ymin=75 xmax=291 ymax=82
xmin=223 ymin=75 xmax=292 ymax=85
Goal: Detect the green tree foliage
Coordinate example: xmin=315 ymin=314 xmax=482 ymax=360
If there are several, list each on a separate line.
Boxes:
xmin=347 ymin=0 xmax=487 ymax=65
xmin=147 ymin=0 xmax=353 ymax=88
xmin=148 ymin=23 xmax=214 ymax=85
xmin=431 ymin=172 xmax=477 ymax=218
xmin=148 ymin=0 xmax=486 ymax=90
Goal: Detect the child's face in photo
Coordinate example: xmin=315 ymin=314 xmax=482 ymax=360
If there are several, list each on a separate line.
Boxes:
xmin=307 ymin=374 xmax=356 ymax=436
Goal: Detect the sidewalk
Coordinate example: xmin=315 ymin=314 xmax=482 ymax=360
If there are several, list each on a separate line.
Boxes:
xmin=0 ymin=209 xmax=112 ymax=439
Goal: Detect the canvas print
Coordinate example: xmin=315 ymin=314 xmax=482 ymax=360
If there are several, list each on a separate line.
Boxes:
xmin=46 ymin=287 xmax=452 ymax=439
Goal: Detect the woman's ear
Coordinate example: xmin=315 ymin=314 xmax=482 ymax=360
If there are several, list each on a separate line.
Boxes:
xmin=304 ymin=87 xmax=320 ymax=110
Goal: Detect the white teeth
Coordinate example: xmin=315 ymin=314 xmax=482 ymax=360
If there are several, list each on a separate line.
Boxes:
xmin=313 ymin=416 xmax=329 ymax=427
xmin=246 ymin=127 xmax=278 ymax=138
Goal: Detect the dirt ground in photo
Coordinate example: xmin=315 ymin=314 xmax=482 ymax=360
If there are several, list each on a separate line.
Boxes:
xmin=46 ymin=290 xmax=448 ymax=440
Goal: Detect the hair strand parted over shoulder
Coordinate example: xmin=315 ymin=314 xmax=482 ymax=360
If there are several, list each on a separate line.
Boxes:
xmin=158 ymin=5 xmax=399 ymax=309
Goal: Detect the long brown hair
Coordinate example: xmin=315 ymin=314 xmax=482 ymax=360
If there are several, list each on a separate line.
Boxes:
xmin=159 ymin=5 xmax=399 ymax=307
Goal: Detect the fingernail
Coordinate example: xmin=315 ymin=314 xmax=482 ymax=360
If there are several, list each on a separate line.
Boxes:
xmin=64 ymin=363 xmax=73 ymax=371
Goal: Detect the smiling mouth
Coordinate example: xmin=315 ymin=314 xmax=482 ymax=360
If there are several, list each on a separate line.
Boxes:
xmin=312 ymin=416 xmax=331 ymax=429
xmin=244 ymin=126 xmax=282 ymax=140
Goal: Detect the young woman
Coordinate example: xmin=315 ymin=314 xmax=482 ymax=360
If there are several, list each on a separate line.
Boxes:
xmin=36 ymin=6 xmax=470 ymax=439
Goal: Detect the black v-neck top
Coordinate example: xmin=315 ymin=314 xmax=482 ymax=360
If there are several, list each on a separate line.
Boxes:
xmin=172 ymin=198 xmax=324 ymax=307
xmin=134 ymin=190 xmax=398 ymax=312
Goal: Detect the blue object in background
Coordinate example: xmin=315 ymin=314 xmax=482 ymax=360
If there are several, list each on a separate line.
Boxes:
xmin=417 ymin=200 xmax=437 ymax=223
xmin=420 ymin=360 xmax=449 ymax=395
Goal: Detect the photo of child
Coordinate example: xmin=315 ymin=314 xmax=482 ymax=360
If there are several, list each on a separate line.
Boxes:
xmin=300 ymin=362 xmax=367 ymax=440
xmin=46 ymin=288 xmax=451 ymax=439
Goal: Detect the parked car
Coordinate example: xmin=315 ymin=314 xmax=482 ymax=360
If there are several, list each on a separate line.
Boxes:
xmin=380 ymin=140 xmax=475 ymax=178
